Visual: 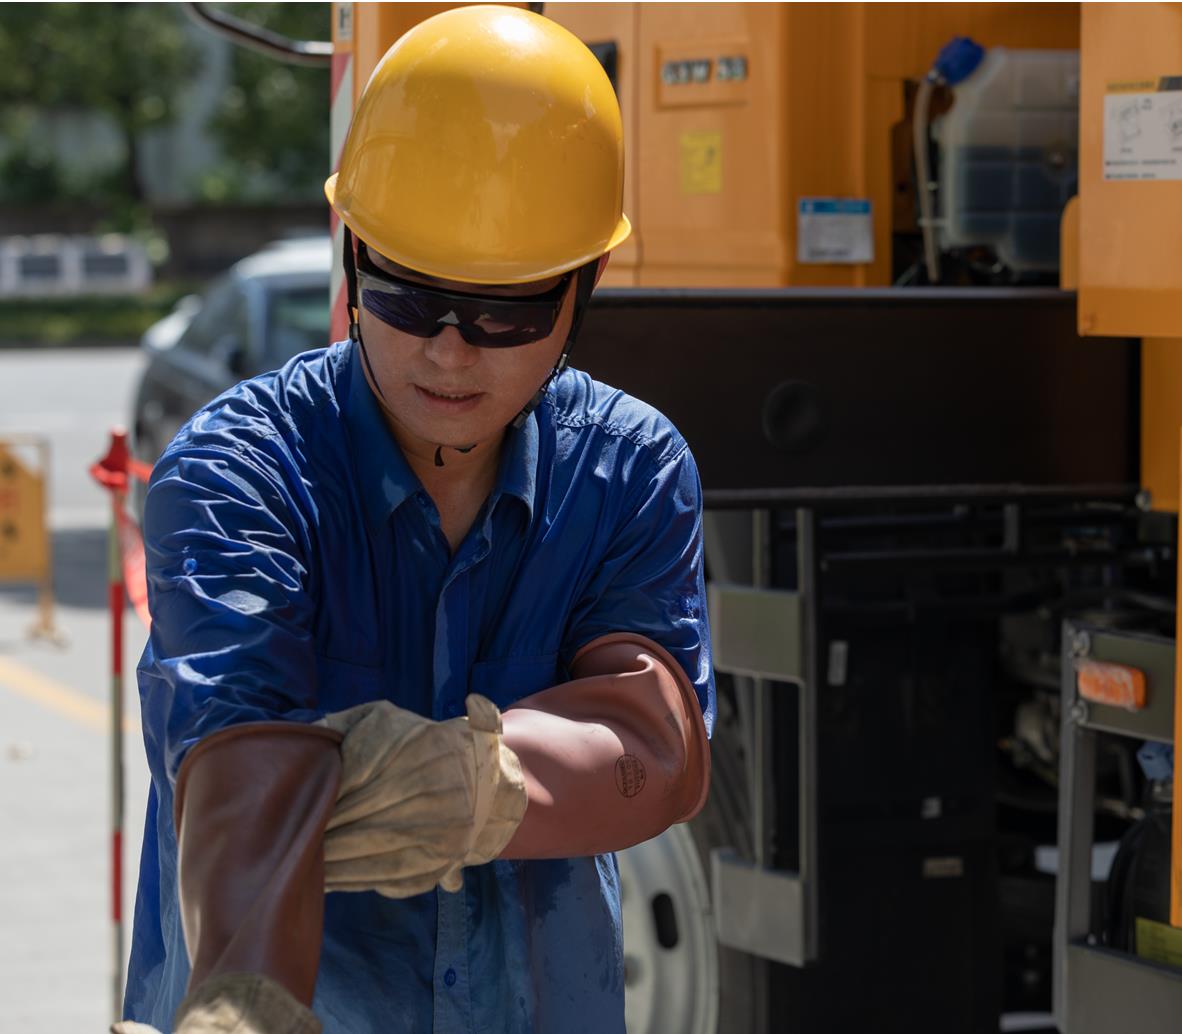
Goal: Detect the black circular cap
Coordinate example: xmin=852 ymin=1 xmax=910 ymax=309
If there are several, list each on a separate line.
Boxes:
xmin=761 ymin=380 xmax=825 ymax=455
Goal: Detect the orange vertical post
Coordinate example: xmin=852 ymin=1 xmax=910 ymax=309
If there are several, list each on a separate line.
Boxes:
xmin=89 ymin=429 xmax=132 ymax=1022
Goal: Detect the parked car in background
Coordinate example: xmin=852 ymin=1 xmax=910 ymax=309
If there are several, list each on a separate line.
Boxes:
xmin=131 ymin=235 xmax=331 ymax=470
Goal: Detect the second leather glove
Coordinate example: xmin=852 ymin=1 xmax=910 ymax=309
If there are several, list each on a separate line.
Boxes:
xmin=319 ymin=694 xmax=527 ymax=898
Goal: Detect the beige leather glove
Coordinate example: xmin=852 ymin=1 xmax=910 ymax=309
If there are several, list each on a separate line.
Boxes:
xmin=111 ymin=972 xmax=320 ymax=1033
xmin=319 ymin=694 xmax=527 ymax=898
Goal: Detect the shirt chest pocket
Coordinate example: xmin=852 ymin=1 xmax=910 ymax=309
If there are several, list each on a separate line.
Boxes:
xmin=468 ymin=653 xmax=561 ymax=711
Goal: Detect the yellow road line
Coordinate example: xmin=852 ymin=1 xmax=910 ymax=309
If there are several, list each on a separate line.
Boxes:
xmin=0 ymin=655 xmax=140 ymax=734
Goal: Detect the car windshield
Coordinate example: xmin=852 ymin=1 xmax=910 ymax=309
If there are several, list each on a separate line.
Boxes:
xmin=266 ymin=284 xmax=331 ymax=365
xmin=178 ymin=276 xmax=247 ymax=357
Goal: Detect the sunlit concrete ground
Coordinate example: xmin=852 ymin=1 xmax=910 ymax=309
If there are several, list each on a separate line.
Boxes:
xmin=0 ymin=347 xmax=151 ymax=1030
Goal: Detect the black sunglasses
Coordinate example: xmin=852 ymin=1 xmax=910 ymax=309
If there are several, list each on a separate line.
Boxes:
xmin=355 ymin=242 xmax=575 ymax=348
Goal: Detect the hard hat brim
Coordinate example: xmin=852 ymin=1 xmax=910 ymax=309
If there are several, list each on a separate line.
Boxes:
xmin=326 ymin=172 xmax=631 ymax=287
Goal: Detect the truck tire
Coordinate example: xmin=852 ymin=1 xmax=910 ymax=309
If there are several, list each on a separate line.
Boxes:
xmin=620 ymin=675 xmax=760 ymax=1033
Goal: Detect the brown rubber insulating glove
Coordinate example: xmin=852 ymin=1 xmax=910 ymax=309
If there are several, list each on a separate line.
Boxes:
xmin=172 ymin=721 xmax=343 ymax=1009
xmin=500 ymin=632 xmax=710 ymax=860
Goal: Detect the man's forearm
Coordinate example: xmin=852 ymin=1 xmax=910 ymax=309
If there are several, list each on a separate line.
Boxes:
xmin=499 ymin=634 xmax=710 ymax=859
xmin=174 ymin=722 xmax=342 ymax=1000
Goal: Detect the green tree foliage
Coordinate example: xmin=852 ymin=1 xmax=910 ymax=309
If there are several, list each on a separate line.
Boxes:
xmin=201 ymin=3 xmax=330 ymax=202
xmin=0 ymin=3 xmax=196 ymax=205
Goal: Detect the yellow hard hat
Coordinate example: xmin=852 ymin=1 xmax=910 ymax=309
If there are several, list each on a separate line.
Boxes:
xmin=325 ymin=5 xmax=631 ymax=286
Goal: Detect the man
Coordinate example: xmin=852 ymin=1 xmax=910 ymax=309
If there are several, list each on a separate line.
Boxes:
xmin=118 ymin=7 xmax=713 ymax=1033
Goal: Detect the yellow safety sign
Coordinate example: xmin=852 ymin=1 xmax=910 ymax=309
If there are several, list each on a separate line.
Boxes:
xmin=0 ymin=443 xmax=48 ymax=582
xmin=680 ymin=130 xmax=723 ymax=195
xmin=0 ymin=438 xmax=59 ymax=642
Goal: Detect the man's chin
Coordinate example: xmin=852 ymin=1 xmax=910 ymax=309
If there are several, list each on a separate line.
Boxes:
xmin=412 ymin=419 xmax=504 ymax=454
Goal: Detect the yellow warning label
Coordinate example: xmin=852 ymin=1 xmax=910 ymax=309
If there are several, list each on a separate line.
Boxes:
xmin=1107 ymin=79 xmax=1159 ymax=94
xmin=1135 ymin=917 xmax=1182 ymax=969
xmin=1107 ymin=76 xmax=1182 ymax=94
xmin=0 ymin=444 xmax=49 ymax=584
xmin=680 ymin=130 xmax=722 ymax=195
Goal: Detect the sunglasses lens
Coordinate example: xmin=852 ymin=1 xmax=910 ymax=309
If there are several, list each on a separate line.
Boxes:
xmin=360 ymin=286 xmax=441 ymax=338
xmin=357 ymin=255 xmax=567 ymax=348
xmin=462 ymin=313 xmax=556 ymax=348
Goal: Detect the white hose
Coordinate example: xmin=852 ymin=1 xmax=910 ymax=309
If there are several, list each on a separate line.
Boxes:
xmin=914 ymin=73 xmax=941 ymax=284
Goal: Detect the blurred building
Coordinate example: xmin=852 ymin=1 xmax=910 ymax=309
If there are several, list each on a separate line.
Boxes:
xmin=0 ymin=12 xmax=326 ymax=280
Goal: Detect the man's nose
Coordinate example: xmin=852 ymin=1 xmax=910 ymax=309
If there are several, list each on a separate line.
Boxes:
xmin=423 ymin=325 xmax=480 ymax=368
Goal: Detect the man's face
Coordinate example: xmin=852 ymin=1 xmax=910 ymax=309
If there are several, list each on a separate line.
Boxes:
xmin=357 ymin=249 xmax=576 ymax=452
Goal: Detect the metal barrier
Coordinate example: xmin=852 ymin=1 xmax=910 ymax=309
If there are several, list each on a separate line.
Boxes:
xmin=1053 ymin=622 xmax=1182 ymax=1032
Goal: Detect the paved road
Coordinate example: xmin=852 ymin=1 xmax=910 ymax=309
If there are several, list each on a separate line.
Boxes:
xmin=0 ymin=347 xmax=152 ymax=1029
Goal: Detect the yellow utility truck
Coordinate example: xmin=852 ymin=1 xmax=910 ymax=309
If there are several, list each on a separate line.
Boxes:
xmin=192 ymin=3 xmax=1182 ymax=1030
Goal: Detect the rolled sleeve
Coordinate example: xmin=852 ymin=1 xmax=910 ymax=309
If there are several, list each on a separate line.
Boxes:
xmin=139 ymin=440 xmax=321 ymax=782
xmin=562 ymin=443 xmax=715 ymax=736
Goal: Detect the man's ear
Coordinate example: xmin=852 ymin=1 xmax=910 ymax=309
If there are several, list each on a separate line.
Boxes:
xmin=593 ymin=252 xmax=611 ymax=288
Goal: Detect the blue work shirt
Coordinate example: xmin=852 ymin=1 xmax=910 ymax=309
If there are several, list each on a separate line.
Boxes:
xmin=124 ymin=340 xmax=714 ymax=1033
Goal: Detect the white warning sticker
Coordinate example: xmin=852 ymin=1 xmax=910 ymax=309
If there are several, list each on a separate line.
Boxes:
xmin=1104 ymin=77 xmax=1182 ymax=181
xmin=334 ymin=3 xmax=354 ymax=43
xmin=797 ymin=198 xmax=873 ymax=264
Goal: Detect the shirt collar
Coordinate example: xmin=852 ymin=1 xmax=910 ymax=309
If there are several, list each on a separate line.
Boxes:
xmin=492 ymin=404 xmax=539 ymax=523
xmin=340 ymin=342 xmax=539 ymax=533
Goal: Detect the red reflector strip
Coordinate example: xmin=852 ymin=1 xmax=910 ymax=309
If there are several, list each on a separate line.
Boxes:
xmin=1076 ymin=659 xmax=1147 ymax=711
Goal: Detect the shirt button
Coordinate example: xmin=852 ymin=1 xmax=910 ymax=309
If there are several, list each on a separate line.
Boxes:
xmin=444 ymin=968 xmax=457 ymax=988
xmin=444 ymin=701 xmax=460 ymax=718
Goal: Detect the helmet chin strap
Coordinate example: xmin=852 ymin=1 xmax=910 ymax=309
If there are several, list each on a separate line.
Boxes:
xmin=509 ymin=260 xmax=598 ymax=431
xmin=344 ymin=227 xmax=597 ymax=464
xmin=433 ymin=443 xmax=476 ymax=467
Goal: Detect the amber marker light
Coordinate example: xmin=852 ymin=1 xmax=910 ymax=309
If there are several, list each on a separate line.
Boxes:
xmin=1074 ymin=660 xmax=1148 ymax=712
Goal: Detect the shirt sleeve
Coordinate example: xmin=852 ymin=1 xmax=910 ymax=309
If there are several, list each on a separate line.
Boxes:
xmin=561 ymin=443 xmax=715 ymax=736
xmin=138 ymin=439 xmax=321 ymax=782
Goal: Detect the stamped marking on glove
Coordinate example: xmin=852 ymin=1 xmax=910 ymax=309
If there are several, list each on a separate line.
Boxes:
xmin=615 ymin=754 xmax=647 ymax=798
